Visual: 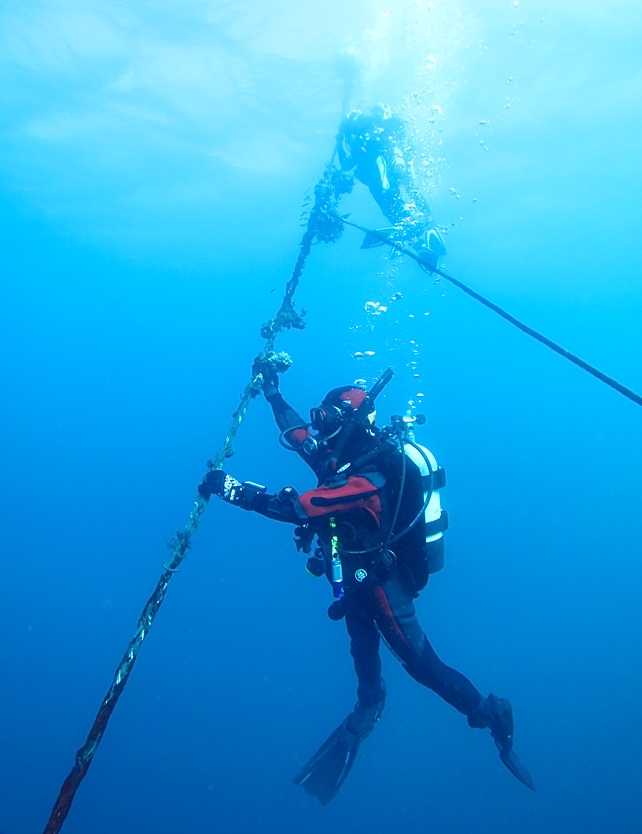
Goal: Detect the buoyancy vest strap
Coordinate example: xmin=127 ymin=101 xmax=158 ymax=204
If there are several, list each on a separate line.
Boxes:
xmin=425 ymin=510 xmax=449 ymax=537
xmin=422 ymin=467 xmax=446 ymax=491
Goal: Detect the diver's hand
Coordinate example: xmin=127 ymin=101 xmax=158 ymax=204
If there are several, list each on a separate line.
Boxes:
xmin=198 ymin=470 xmax=241 ymax=500
xmin=262 ymin=372 xmax=280 ymax=401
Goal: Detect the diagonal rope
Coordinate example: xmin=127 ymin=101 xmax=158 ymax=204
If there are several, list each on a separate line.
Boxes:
xmin=337 ymin=215 xmax=642 ymax=409
xmin=42 ymin=164 xmax=353 ymax=834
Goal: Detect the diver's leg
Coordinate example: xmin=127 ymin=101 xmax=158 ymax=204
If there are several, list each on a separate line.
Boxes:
xmin=368 ymin=569 xmax=482 ymax=717
xmin=341 ymin=599 xmax=387 ymax=773
xmin=344 ymin=597 xmax=386 ymax=706
xmin=293 ymin=600 xmax=386 ymax=805
xmin=367 ymin=569 xmax=535 ymax=789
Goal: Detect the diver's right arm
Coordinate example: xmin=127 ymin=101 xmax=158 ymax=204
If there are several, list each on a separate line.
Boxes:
xmin=262 ymin=374 xmax=312 ymax=456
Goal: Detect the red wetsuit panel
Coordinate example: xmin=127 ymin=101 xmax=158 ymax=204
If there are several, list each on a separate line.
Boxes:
xmin=298 ymin=476 xmax=382 ymax=525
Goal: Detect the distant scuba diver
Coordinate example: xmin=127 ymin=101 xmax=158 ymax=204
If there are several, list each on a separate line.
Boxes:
xmin=198 ymin=370 xmax=535 ymax=805
xmin=335 ymin=104 xmax=447 ymax=269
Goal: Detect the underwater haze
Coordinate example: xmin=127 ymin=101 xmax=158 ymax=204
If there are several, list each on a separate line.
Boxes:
xmin=2 ymin=1 xmax=642 ymax=832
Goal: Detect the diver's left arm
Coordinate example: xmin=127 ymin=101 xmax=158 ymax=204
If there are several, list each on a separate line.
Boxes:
xmin=198 ymin=469 xmax=385 ymax=528
xmin=198 ymin=470 xmax=302 ymax=524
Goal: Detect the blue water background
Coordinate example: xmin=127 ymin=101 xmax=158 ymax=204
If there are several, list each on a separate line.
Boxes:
xmin=1 ymin=1 xmax=642 ymax=832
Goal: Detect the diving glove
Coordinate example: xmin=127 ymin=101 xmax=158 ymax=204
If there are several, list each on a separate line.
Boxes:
xmin=198 ymin=470 xmax=238 ymax=500
xmin=198 ymin=471 xmax=267 ymax=510
xmin=261 ymin=372 xmax=280 ymax=401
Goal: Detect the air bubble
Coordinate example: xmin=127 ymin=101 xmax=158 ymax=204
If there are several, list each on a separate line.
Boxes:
xmin=364 ymin=301 xmax=387 ymax=316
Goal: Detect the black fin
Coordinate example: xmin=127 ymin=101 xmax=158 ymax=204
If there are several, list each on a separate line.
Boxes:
xmin=499 ymin=747 xmax=536 ymax=791
xmin=293 ymin=717 xmax=360 ymax=806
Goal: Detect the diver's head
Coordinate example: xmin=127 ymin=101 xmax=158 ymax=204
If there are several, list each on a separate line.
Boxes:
xmin=303 ymin=385 xmax=376 ymax=457
xmin=371 ymin=103 xmax=392 ymax=124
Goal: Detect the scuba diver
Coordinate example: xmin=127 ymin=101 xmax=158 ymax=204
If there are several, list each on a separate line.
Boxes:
xmin=198 ymin=369 xmax=535 ymax=805
xmin=335 ymin=104 xmax=447 ymax=269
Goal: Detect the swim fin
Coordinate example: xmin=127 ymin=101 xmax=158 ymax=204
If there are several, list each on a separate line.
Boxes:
xmin=413 ymin=227 xmax=446 ymax=269
xmin=498 ymin=745 xmax=536 ymax=792
xmin=486 ymin=694 xmax=536 ymax=791
xmin=360 ymin=227 xmax=400 ymax=249
xmin=292 ymin=715 xmax=356 ymax=806
xmin=293 ymin=697 xmax=385 ymax=805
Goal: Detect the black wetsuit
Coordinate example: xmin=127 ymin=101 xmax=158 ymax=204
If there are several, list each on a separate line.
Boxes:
xmin=336 ymin=114 xmax=432 ymax=238
xmin=248 ymin=392 xmax=486 ymax=723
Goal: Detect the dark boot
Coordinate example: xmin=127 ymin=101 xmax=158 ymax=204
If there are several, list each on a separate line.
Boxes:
xmin=346 ymin=684 xmax=386 ymax=739
xmin=469 ymin=693 xmax=536 ymax=791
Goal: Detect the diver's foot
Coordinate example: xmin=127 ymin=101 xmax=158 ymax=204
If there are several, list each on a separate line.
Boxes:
xmin=472 ymin=693 xmax=536 ymax=791
xmin=413 ymin=227 xmax=446 ymax=269
xmin=486 ymin=693 xmax=514 ymax=751
xmin=346 ymin=692 xmax=386 ymax=740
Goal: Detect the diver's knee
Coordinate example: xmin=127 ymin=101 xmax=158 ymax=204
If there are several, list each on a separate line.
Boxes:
xmin=402 ymin=640 xmax=443 ymax=687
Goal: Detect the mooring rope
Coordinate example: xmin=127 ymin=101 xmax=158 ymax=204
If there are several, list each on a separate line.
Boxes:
xmin=337 ymin=215 xmax=642 ymax=409
xmin=42 ymin=164 xmax=353 ymax=834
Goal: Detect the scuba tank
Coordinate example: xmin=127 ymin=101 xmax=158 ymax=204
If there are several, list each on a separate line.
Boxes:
xmin=401 ymin=415 xmax=448 ymax=575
